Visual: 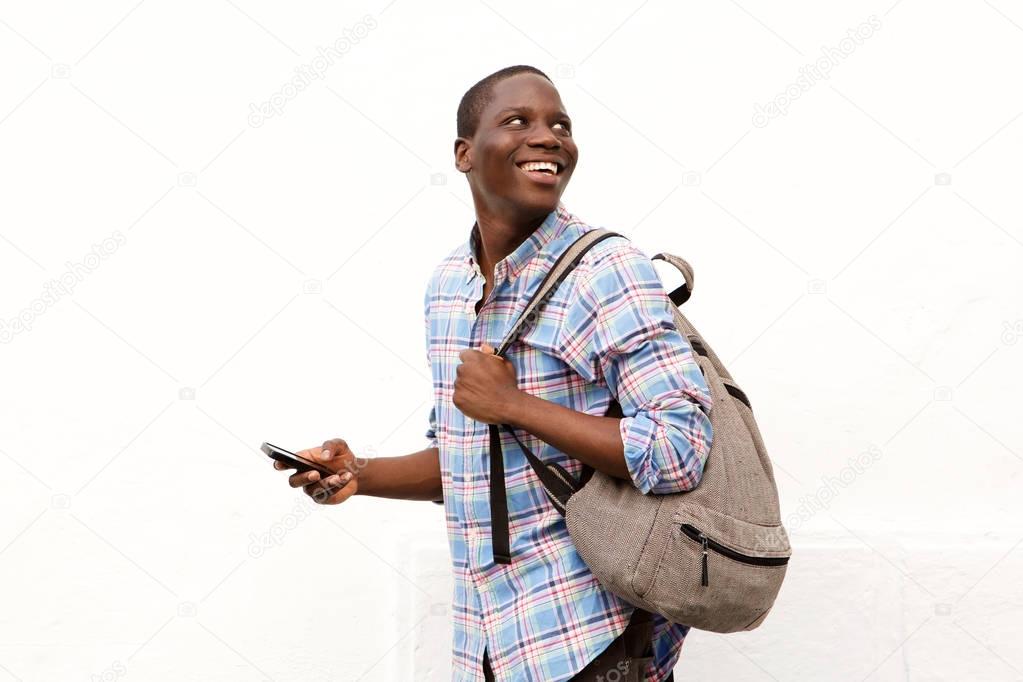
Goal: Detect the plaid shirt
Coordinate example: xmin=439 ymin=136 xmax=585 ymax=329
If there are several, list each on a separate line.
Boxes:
xmin=423 ymin=202 xmax=713 ymax=681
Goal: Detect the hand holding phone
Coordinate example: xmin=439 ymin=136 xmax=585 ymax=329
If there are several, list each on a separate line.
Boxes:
xmin=263 ymin=439 xmax=361 ymax=505
xmin=261 ymin=442 xmax=335 ymax=477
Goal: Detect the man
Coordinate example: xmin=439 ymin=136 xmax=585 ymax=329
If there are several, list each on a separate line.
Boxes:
xmin=275 ymin=65 xmax=713 ymax=681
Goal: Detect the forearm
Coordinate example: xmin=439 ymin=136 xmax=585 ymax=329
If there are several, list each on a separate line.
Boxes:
xmin=504 ymin=391 xmax=629 ymax=480
xmin=354 ymin=446 xmax=442 ymax=501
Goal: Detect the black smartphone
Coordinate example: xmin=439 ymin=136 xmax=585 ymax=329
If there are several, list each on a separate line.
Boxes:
xmin=260 ymin=442 xmax=335 ymax=478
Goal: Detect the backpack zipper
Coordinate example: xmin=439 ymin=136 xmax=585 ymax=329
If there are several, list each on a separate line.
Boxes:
xmin=679 ymin=523 xmax=789 ymax=587
xmin=700 ymin=534 xmax=709 ymax=586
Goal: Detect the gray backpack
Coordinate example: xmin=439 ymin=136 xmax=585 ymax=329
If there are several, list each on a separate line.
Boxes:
xmin=487 ymin=228 xmax=791 ymax=633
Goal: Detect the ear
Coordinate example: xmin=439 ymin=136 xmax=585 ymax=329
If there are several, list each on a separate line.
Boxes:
xmin=454 ymin=137 xmax=472 ymax=173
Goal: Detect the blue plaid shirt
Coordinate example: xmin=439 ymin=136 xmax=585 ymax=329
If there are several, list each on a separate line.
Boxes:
xmin=424 ymin=202 xmax=713 ymax=681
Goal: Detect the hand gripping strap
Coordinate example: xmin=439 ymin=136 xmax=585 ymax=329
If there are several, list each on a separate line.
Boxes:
xmin=489 ymin=228 xmax=625 ymax=565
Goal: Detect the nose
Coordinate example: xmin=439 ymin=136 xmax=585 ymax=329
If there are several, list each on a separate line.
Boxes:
xmin=526 ymin=123 xmax=561 ymax=149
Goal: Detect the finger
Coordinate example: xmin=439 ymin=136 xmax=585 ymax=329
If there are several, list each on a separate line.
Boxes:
xmin=323 ymin=480 xmax=358 ymax=504
xmin=303 ymin=480 xmax=330 ymax=499
xmin=315 ymin=471 xmax=352 ymax=493
xmin=304 ymin=477 xmax=339 ymax=503
xmin=317 ymin=438 xmax=349 ymax=462
xmin=289 ymin=470 xmax=320 ymax=488
xmin=480 ymin=343 xmax=494 ymax=354
xmin=317 ymin=471 xmax=348 ymax=487
xmin=309 ymin=474 xmax=357 ymax=505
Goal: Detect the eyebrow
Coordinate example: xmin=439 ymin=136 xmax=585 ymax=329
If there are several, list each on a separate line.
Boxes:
xmin=494 ymin=106 xmax=571 ymax=121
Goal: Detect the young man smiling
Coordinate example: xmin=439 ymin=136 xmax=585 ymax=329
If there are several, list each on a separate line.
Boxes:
xmin=276 ymin=65 xmax=713 ymax=681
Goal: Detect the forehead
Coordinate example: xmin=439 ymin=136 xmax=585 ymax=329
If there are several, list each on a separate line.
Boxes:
xmin=483 ymin=73 xmax=568 ymax=119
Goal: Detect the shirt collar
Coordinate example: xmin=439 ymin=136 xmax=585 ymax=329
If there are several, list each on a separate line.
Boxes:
xmin=463 ymin=201 xmax=572 ymax=285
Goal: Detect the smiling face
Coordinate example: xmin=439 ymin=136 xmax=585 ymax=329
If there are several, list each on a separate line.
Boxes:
xmin=455 ymin=73 xmax=578 ymax=220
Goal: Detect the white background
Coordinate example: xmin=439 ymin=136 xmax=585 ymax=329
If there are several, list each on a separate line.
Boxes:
xmin=2 ymin=1 xmax=1022 ymax=680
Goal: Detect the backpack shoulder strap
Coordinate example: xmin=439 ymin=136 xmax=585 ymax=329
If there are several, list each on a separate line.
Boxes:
xmin=489 ymin=226 xmax=626 ymax=565
xmin=494 ymin=228 xmax=627 ymax=358
xmin=652 ymin=252 xmax=694 ymax=306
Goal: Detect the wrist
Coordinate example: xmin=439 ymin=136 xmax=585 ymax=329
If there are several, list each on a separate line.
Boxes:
xmin=502 ymin=388 xmax=533 ymax=427
xmin=351 ymin=456 xmax=374 ymax=496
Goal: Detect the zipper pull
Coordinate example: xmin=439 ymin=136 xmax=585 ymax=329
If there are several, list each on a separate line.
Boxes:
xmin=700 ymin=534 xmax=709 ymax=587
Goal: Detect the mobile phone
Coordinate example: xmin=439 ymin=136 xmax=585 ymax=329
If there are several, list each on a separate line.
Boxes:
xmin=260 ymin=442 xmax=336 ymax=478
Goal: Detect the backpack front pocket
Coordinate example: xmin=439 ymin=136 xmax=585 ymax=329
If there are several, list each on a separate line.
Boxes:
xmin=641 ymin=508 xmax=790 ymax=632
xmin=678 ymin=523 xmax=789 ymax=587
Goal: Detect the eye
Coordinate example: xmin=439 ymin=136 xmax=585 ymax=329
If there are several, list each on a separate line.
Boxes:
xmin=506 ymin=116 xmax=526 ymax=125
xmin=554 ymin=121 xmax=572 ymax=135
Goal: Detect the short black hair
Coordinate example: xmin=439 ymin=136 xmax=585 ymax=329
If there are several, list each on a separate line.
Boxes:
xmin=456 ymin=65 xmax=553 ymax=139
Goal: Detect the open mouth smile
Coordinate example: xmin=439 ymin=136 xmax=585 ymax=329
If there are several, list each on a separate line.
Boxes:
xmin=515 ymin=160 xmax=563 ymax=185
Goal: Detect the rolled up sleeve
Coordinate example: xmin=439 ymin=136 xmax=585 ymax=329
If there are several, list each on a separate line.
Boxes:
xmin=559 ymin=242 xmax=713 ymax=495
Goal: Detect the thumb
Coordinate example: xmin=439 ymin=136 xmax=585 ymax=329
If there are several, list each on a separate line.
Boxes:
xmin=480 ymin=343 xmax=495 ymax=354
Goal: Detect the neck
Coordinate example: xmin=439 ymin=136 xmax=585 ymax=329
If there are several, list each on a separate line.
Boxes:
xmin=471 ymin=200 xmax=549 ymax=275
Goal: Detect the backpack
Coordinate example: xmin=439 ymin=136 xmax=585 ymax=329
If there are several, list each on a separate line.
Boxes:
xmin=486 ymin=228 xmax=792 ymax=633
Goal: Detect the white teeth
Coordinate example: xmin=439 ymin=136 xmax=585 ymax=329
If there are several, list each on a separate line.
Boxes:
xmin=518 ymin=161 xmax=558 ymax=174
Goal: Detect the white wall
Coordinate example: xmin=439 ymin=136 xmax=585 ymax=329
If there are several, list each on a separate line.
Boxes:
xmin=2 ymin=1 xmax=1021 ymax=680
